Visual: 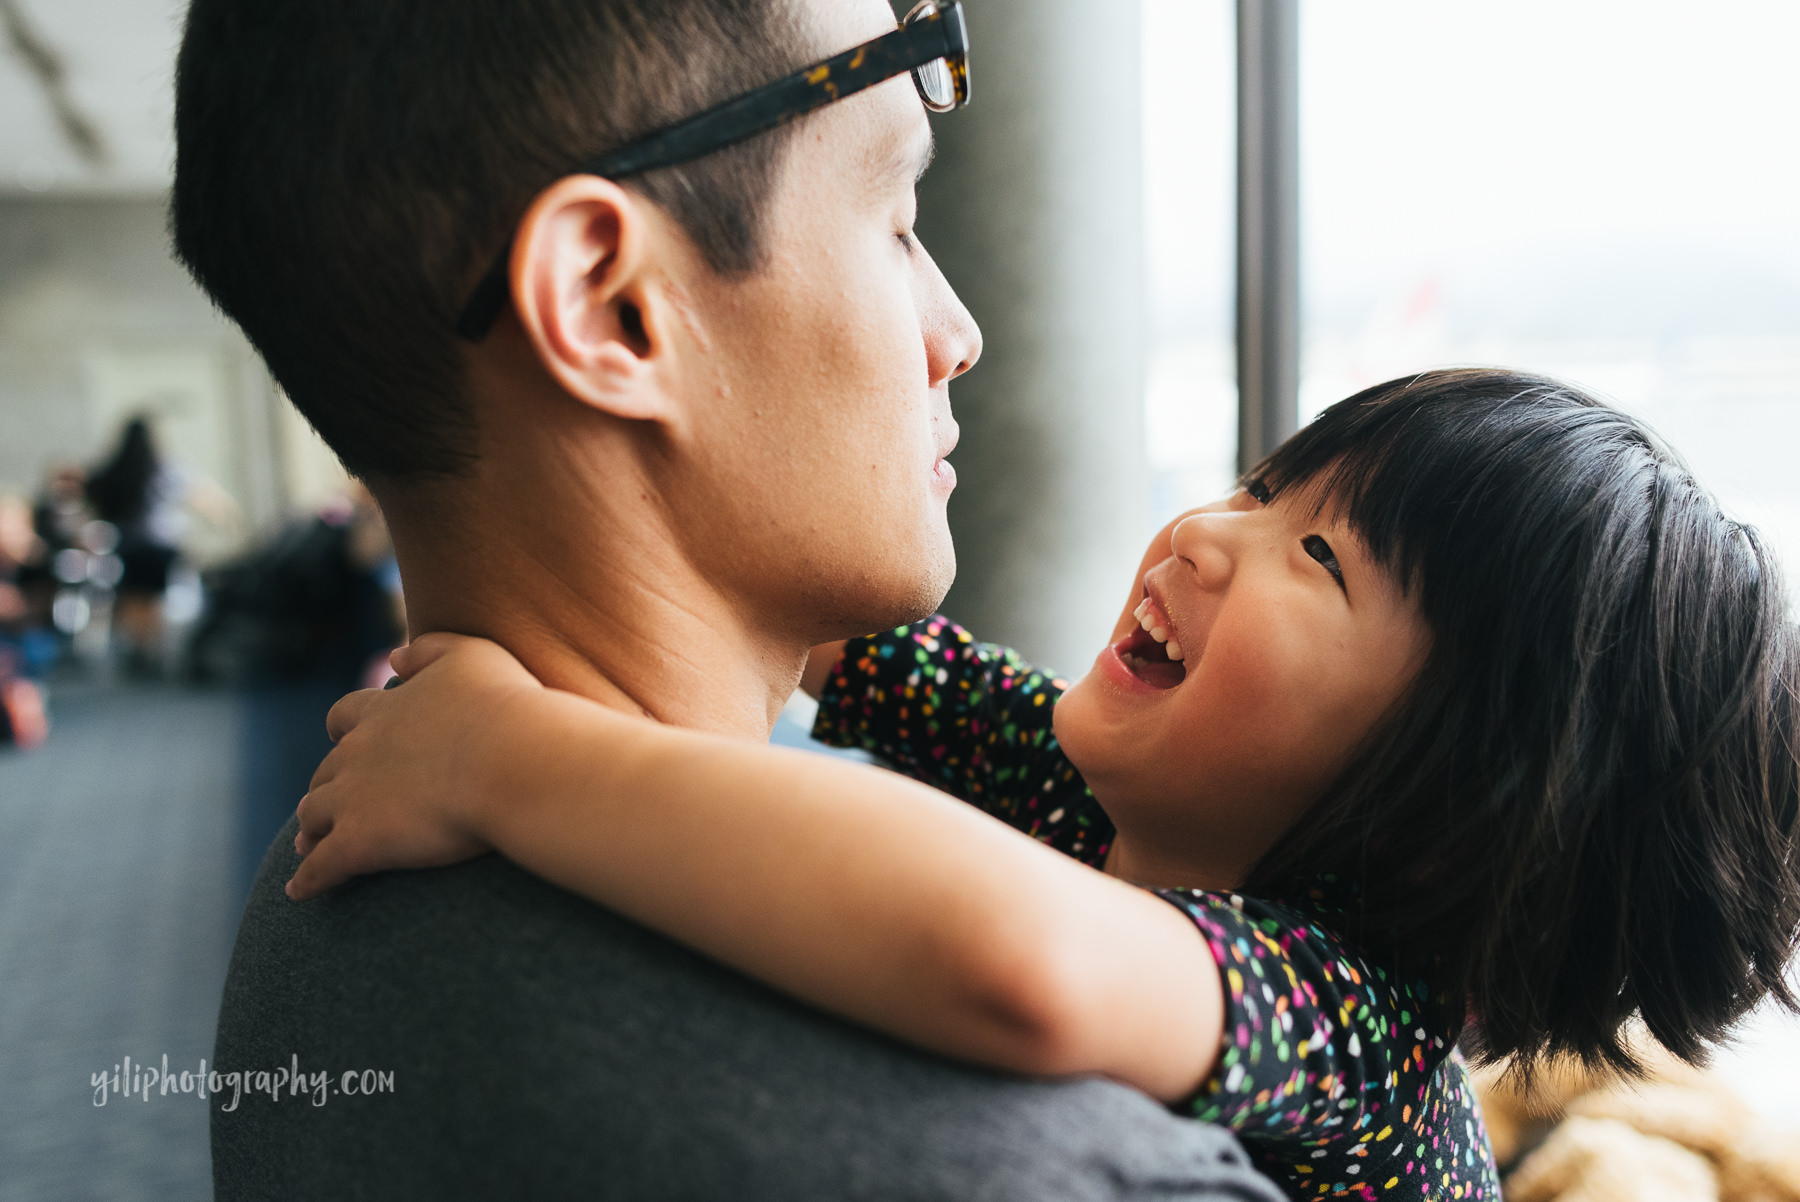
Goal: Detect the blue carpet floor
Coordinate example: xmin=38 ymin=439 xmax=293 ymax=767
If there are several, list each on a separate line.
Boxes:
xmin=0 ymin=680 xmax=336 ymax=1202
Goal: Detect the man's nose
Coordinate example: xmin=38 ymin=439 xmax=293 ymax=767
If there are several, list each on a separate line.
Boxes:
xmin=918 ymin=247 xmax=982 ymax=386
xmin=1170 ymin=513 xmax=1235 ymax=592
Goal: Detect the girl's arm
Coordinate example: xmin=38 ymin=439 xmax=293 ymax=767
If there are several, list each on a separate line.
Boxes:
xmin=292 ymin=634 xmax=1223 ymax=1103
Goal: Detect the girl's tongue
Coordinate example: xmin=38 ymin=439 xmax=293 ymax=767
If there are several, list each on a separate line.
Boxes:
xmin=1114 ymin=626 xmax=1186 ymax=689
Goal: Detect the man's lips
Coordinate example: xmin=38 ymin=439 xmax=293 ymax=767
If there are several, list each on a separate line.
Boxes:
xmin=931 ymin=427 xmax=959 ymax=489
xmin=935 ymin=416 xmax=960 ymax=463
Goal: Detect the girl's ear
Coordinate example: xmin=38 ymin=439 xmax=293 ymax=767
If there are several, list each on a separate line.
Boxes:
xmin=507 ymin=175 xmax=676 ymax=424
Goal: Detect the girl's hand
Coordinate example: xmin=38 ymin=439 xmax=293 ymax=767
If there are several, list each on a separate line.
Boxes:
xmin=286 ymin=633 xmax=545 ymax=900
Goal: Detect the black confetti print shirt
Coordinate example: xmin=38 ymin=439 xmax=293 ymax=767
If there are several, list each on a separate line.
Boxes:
xmin=812 ymin=617 xmax=1501 ymax=1201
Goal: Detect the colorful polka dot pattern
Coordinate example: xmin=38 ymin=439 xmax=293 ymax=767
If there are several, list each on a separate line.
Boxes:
xmin=1158 ymin=887 xmax=1499 ymax=1199
xmin=812 ymin=615 xmax=1113 ymax=864
xmin=813 ymin=617 xmax=1501 ymax=1201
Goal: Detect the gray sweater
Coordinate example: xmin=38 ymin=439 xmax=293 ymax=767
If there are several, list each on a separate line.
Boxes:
xmin=212 ymin=817 xmax=1283 ymax=1201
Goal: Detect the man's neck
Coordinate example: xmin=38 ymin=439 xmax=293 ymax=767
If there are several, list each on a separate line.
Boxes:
xmin=381 ymin=478 xmax=803 ymax=741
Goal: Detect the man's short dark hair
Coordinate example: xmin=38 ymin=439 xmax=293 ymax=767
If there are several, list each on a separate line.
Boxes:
xmin=172 ymin=0 xmax=816 ymax=480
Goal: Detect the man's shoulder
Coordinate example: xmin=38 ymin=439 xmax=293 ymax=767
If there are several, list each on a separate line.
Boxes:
xmin=219 ymin=814 xmax=663 ymax=1034
xmin=214 ymin=817 xmax=1283 ymax=1202
xmin=216 ymin=816 xmax=777 ymax=1142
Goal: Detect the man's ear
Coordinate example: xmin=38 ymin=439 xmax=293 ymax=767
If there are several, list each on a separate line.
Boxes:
xmin=508 ymin=175 xmax=675 ymax=423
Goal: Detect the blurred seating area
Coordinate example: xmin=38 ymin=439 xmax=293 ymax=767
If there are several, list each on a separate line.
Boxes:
xmin=1 ymin=374 xmax=404 ymax=1201
xmin=1 ymin=410 xmax=404 ymax=732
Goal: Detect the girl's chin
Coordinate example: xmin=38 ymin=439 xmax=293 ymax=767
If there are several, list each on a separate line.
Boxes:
xmin=1049 ymin=673 xmax=1102 ymax=756
xmin=1049 ymin=681 xmax=1146 ymax=809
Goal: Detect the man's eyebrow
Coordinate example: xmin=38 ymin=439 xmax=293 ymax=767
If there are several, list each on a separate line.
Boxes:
xmin=867 ymin=123 xmax=936 ymax=192
xmin=910 ymin=128 xmax=937 ymax=184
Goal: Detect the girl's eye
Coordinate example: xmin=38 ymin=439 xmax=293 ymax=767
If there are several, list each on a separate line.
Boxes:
xmin=1245 ymin=478 xmax=1272 ymax=504
xmin=897 ymin=230 xmax=919 ymax=254
xmin=1303 ymin=535 xmax=1345 ymax=592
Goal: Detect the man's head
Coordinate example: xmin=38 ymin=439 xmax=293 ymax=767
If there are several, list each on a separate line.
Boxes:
xmin=173 ymin=0 xmax=980 ymax=659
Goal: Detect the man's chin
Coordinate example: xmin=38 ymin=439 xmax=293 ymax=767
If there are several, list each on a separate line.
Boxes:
xmin=826 ymin=542 xmax=955 ymax=638
xmin=918 ymin=539 xmax=956 ymax=613
xmin=881 ymin=559 xmax=956 ymax=631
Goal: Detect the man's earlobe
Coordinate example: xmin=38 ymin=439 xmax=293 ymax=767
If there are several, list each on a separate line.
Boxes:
xmin=509 ymin=176 xmax=672 ymax=423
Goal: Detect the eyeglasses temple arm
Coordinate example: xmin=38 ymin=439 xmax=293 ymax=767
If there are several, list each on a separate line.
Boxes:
xmin=591 ymin=15 xmax=959 ymax=179
xmin=455 ymin=7 xmax=962 ymax=342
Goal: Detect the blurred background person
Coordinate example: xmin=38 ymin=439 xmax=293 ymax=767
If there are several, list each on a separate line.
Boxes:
xmin=189 ymin=482 xmax=400 ymax=690
xmin=27 ymin=464 xmax=94 ymax=652
xmin=29 ymin=465 xmax=90 ymax=587
xmin=82 ymin=415 xmax=171 ymax=676
xmin=0 ymin=490 xmax=50 ymax=661
xmin=0 ymin=492 xmax=50 ymax=748
xmin=82 ymin=413 xmax=240 ymax=675
xmin=82 ymin=415 xmax=174 ymax=672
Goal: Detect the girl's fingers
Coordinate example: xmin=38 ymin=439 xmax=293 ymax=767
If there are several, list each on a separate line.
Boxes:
xmin=286 ymin=843 xmax=346 ymax=900
xmin=307 ymin=745 xmax=338 ymax=794
xmin=288 ymin=799 xmax=372 ymax=899
xmin=295 ymin=784 xmax=336 ymax=854
xmin=325 ymin=689 xmax=382 ymax=743
xmin=389 ymin=632 xmax=469 ymax=680
xmin=294 ymin=817 xmax=325 ymax=859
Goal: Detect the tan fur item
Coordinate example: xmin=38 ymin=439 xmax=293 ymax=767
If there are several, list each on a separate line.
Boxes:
xmin=1717 ymin=1142 xmax=1800 ymax=1202
xmin=1504 ymin=1116 xmax=1720 ymax=1202
xmin=1565 ymin=1082 xmax=1755 ymax=1162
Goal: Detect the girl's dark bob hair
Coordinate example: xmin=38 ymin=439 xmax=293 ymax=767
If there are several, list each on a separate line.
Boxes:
xmin=1243 ymin=368 xmax=1800 ymax=1077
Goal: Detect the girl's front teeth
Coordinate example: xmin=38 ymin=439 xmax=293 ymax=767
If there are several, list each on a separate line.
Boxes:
xmin=1132 ymin=597 xmax=1185 ymax=661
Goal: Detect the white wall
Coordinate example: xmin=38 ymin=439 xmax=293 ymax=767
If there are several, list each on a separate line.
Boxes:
xmin=0 ymin=195 xmax=346 ymax=559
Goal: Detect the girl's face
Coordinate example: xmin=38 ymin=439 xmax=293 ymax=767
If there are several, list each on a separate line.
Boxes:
xmin=1053 ymin=485 xmax=1430 ymax=889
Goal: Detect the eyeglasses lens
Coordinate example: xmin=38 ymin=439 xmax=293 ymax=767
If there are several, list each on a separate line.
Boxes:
xmin=913 ymin=58 xmax=955 ymax=110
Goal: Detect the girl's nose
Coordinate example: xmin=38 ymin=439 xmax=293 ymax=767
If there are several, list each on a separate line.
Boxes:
xmin=1170 ymin=513 xmax=1234 ymax=591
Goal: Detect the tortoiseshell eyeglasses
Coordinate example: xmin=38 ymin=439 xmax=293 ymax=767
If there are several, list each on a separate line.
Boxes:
xmin=454 ymin=0 xmax=971 ymax=342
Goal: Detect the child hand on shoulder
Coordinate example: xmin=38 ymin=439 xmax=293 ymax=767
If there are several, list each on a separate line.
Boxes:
xmin=289 ymin=633 xmax=554 ymax=899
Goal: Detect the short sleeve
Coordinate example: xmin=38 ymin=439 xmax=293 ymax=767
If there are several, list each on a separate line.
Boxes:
xmin=1153 ymin=886 xmax=1458 ymax=1143
xmin=811 ymin=616 xmax=1115 ymax=866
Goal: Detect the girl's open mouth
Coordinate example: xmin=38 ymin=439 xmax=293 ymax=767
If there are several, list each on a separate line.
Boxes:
xmin=1112 ymin=625 xmax=1187 ymax=690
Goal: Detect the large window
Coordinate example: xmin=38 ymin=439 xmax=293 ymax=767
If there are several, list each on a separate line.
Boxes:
xmin=1144 ymin=1 xmax=1800 ymax=580
xmin=1141 ymin=0 xmax=1237 ymax=524
xmin=1301 ymin=1 xmax=1800 ymax=582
